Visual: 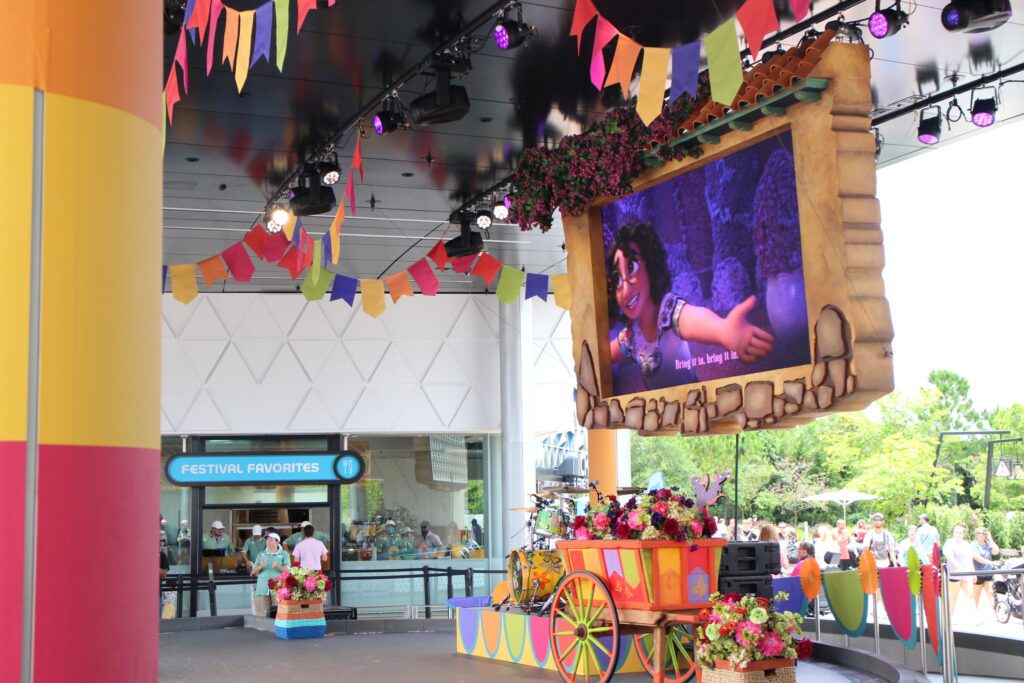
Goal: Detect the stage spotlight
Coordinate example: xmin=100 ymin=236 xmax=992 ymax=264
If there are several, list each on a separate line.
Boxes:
xmin=941 ymin=0 xmax=1012 ymax=32
xmin=266 ymin=205 xmax=290 ymax=233
xmin=409 ymin=67 xmax=471 ymax=125
xmin=917 ymin=107 xmax=942 ymax=144
xmin=289 ymin=167 xmax=337 ymax=216
xmin=445 ymin=217 xmax=484 ymax=258
xmin=492 ymin=199 xmax=509 ymax=221
xmin=971 ymin=96 xmax=997 ymax=127
xmin=317 ymin=155 xmax=341 ymax=185
xmin=476 ymin=210 xmax=493 ymax=229
xmin=868 ymin=4 xmax=909 ymax=38
xmin=373 ymin=110 xmax=405 ymax=136
xmin=494 ymin=19 xmax=535 ymax=49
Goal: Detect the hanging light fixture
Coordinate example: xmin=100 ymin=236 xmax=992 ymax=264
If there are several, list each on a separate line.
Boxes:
xmin=917 ymin=106 xmax=943 ymax=145
xmin=492 ymin=199 xmax=509 ymax=221
xmin=868 ymin=1 xmax=909 ymax=38
xmin=266 ymin=205 xmax=290 ymax=232
xmin=493 ymin=3 xmax=536 ymax=50
xmin=970 ymin=94 xmax=997 ymax=127
xmin=373 ymin=96 xmax=407 ymax=136
xmin=475 ymin=210 xmax=493 ymax=229
xmin=317 ymin=154 xmax=342 ymax=185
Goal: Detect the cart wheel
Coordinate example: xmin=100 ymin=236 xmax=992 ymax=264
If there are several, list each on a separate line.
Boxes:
xmin=634 ymin=624 xmax=697 ymax=682
xmin=550 ymin=570 xmax=620 ymax=683
xmin=995 ymin=600 xmax=1010 ymax=624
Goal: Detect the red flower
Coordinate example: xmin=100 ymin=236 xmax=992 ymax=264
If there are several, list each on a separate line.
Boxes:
xmin=735 ymin=607 xmax=747 ymax=616
xmin=607 ymin=495 xmax=618 ymax=503
xmin=292 ymin=561 xmax=301 ymax=567
xmin=797 ymin=639 xmax=813 ymax=660
xmin=725 ymin=593 xmax=742 ymax=602
xmin=657 ymin=488 xmax=671 ymax=500
xmin=756 ymin=597 xmax=771 ymax=607
xmin=662 ymin=518 xmax=680 ymax=537
xmin=573 ymin=515 xmax=587 ymax=529
xmin=703 ymin=513 xmax=718 ymax=536
xmin=698 ymin=608 xmax=710 ymax=622
xmin=615 ymin=522 xmax=631 ymax=540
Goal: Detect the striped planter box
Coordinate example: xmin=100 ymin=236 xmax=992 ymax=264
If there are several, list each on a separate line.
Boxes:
xmin=274 ymin=599 xmax=326 ymax=640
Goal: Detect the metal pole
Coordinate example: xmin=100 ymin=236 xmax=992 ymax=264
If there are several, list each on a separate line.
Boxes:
xmin=208 ymin=564 xmax=217 ymax=617
xmin=815 ymin=598 xmax=821 ymax=642
xmin=873 ymin=593 xmax=880 ymax=655
xmin=940 ymin=564 xmax=955 ymax=683
xmin=466 ymin=567 xmax=475 ymax=597
xmin=422 ymin=566 xmax=432 ymax=620
xmin=919 ymin=592 xmax=928 ymax=674
xmin=985 ymin=441 xmax=994 ymax=509
xmin=733 ymin=434 xmax=740 ymax=541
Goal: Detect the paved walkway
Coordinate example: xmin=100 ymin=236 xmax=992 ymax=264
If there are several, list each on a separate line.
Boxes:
xmin=159 ymin=629 xmax=887 ymax=682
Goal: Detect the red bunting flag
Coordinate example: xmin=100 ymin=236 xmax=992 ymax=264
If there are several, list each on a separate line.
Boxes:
xmin=207 ymin=0 xmax=223 ymax=75
xmin=408 ymin=258 xmax=439 ymax=296
xmin=276 ymin=247 xmax=302 ymax=280
xmin=450 ymin=254 xmax=477 ymax=274
xmin=263 ymin=230 xmax=289 ymax=262
xmin=299 ymin=229 xmax=315 ymax=269
xmin=590 ymin=16 xmax=618 ymax=90
xmin=427 ymin=240 xmax=448 ymax=270
xmin=569 ymin=0 xmax=599 ymax=53
xmin=221 ymin=243 xmax=255 ymax=282
xmin=297 ymin=0 xmax=316 ymax=33
xmin=174 ymin=32 xmax=189 ymax=93
xmin=186 ymin=0 xmax=211 ymax=42
xmin=351 ymin=138 xmax=364 ymax=182
xmin=737 ymin=0 xmax=779 ymax=59
xmin=197 ymin=255 xmax=229 ymax=286
xmin=470 ymin=252 xmax=503 ymax=285
xmin=243 ymin=224 xmax=269 ymax=259
xmin=345 ymin=173 xmax=356 ymax=215
xmin=789 ymin=0 xmax=811 ymax=21
xmin=165 ymin=69 xmax=181 ymax=124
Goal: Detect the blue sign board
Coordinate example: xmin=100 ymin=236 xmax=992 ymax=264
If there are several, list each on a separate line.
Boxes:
xmin=166 ymin=451 xmax=365 ymax=486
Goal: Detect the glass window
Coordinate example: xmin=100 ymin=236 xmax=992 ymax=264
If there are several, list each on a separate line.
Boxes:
xmin=203 ymin=485 xmax=328 ymax=505
xmin=160 ymin=436 xmax=191 ymax=571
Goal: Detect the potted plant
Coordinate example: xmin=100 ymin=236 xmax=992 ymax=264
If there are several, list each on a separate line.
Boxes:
xmin=268 ymin=562 xmax=332 ymax=639
xmin=695 ymin=592 xmax=813 ymax=682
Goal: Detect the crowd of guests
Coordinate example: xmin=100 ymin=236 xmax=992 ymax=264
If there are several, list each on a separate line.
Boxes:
xmin=712 ymin=512 xmax=1006 ymax=624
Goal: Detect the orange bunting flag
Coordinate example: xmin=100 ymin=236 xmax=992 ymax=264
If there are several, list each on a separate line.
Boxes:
xmin=351 ymin=138 xmax=364 ymax=182
xmin=470 ymin=252 xmax=503 ymax=285
xmin=606 ymin=33 xmax=642 ymax=99
xmin=637 ymin=47 xmax=670 ymax=125
xmin=384 ymin=271 xmax=414 ymax=303
xmin=800 ymin=557 xmax=823 ymax=600
xmin=427 ymin=240 xmax=448 ymax=270
xmin=858 ymin=549 xmax=879 ymax=595
xmin=361 ymin=279 xmax=386 ymax=317
xmin=197 ymin=255 xmax=229 ymax=286
xmin=297 ymin=0 xmax=316 ymax=34
xmin=235 ymin=10 xmax=255 ymax=92
xmin=282 ymin=212 xmax=298 ymax=241
xmin=222 ymin=7 xmax=239 ymax=69
xmin=328 ymin=202 xmax=344 ymax=264
xmin=569 ymin=0 xmax=598 ymax=53
xmin=170 ymin=264 xmax=199 ymax=304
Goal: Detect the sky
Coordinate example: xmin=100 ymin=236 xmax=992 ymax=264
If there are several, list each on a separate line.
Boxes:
xmin=876 ymin=116 xmax=1024 ymax=411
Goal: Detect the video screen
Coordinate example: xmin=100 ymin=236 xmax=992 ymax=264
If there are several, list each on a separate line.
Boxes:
xmin=601 ymin=131 xmax=811 ymax=395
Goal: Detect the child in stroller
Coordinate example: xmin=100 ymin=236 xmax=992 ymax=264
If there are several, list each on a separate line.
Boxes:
xmin=993 ymin=557 xmax=1023 ymax=624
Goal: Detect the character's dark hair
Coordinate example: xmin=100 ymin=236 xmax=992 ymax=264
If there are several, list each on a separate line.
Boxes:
xmin=304 ymin=525 xmax=315 ymax=537
xmin=606 ymin=222 xmax=671 ymax=324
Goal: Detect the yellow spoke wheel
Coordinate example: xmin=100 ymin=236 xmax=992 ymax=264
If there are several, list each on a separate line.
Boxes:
xmin=549 ymin=570 xmax=620 ymax=683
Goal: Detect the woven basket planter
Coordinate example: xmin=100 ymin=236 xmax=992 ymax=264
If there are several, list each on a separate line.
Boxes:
xmin=699 ymin=659 xmax=796 ymax=683
xmin=274 ymin=599 xmax=326 ymax=640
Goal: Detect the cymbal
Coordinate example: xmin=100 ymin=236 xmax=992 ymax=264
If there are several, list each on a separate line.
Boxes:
xmin=543 ymin=486 xmax=589 ymax=494
xmin=509 ymin=506 xmax=538 ymax=513
xmin=534 ymin=491 xmax=557 ymax=500
xmin=617 ymin=487 xmax=644 ymax=494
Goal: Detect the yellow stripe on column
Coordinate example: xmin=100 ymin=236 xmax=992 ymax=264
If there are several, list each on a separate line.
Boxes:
xmin=38 ymin=94 xmax=162 ymax=450
xmin=0 ymin=84 xmax=34 ymax=442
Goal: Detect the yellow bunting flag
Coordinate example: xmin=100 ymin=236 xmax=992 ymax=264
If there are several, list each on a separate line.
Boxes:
xmin=282 ymin=212 xmax=298 ymax=241
xmin=170 ymin=264 xmax=199 ymax=304
xmin=384 ymin=271 xmax=414 ymax=303
xmin=606 ymin=33 xmax=642 ymax=99
xmin=706 ymin=18 xmax=744 ymax=106
xmin=550 ymin=273 xmax=572 ymax=310
xmin=222 ymin=7 xmax=239 ymax=69
xmin=197 ymin=255 xmax=229 ymax=286
xmin=235 ymin=10 xmax=255 ymax=92
xmin=274 ymin=0 xmax=289 ymax=71
xmin=328 ymin=201 xmax=343 ymax=264
xmin=636 ymin=47 xmax=670 ymax=125
xmin=361 ymin=279 xmax=386 ymax=317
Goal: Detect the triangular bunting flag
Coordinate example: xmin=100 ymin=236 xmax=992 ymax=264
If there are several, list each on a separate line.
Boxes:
xmin=222 ymin=7 xmax=239 ymax=69
xmin=274 ymin=0 xmax=289 ymax=71
xmin=361 ymin=279 xmax=386 ymax=317
xmin=495 ymin=267 xmax=526 ymax=304
xmin=197 ymin=254 xmax=229 ymax=286
xmin=207 ymin=0 xmax=223 ymax=75
xmin=170 ymin=264 xmax=199 ymax=304
xmin=310 ymin=239 xmax=322 ymax=284
xmin=186 ymin=0 xmax=211 ymax=43
xmin=162 ymin=265 xmax=168 ymax=292
xmin=637 ymin=47 xmax=671 ymax=125
xmin=427 ymin=240 xmax=448 ymax=270
xmin=321 ymin=231 xmax=332 ymax=266
xmin=174 ymin=31 xmax=190 ymax=93
xmin=345 ymin=173 xmax=356 ymax=214
xmin=251 ymin=2 xmax=273 ymax=67
xmin=606 ymin=33 xmax=642 ymax=98
xmin=569 ymin=0 xmax=598 ymax=53
xmin=525 ymin=273 xmax=548 ymax=301
xmin=282 ymin=212 xmax=298 ymax=241
xmin=330 ymin=274 xmax=358 ymax=304
xmin=235 ymin=10 xmax=255 ymax=92
xmin=264 ymin=231 xmax=289 ymax=262
xmin=707 ymin=19 xmax=744 ymax=106
xmin=407 ymin=258 xmax=439 ymax=296
xmin=276 ymin=247 xmax=301 ymax=280
xmin=450 ymin=254 xmax=477 ymax=274
xmin=301 ymin=266 xmax=332 ymax=301
xmin=243 ymin=224 xmax=269 ymax=259
xmin=670 ymin=41 xmax=701 ymax=102
xmin=222 ymin=243 xmax=255 ymax=282
xmin=737 ymin=0 xmax=779 ymax=59
xmin=328 ymin=202 xmax=343 ymax=264
xmin=551 ymin=273 xmax=572 ymax=310
xmin=590 ymin=17 xmax=618 ymax=90
xmin=790 ymin=0 xmax=811 ymax=22
xmin=470 ymin=252 xmax=502 ymax=285
xmin=165 ymin=69 xmax=181 ymax=125
xmin=297 ymin=0 xmax=316 ymax=34
xmin=384 ymin=271 xmax=414 ymax=303
xmin=352 ymin=138 xmax=364 ymax=182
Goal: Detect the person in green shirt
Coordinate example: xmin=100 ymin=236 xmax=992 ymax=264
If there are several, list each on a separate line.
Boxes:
xmin=251 ymin=533 xmax=290 ymax=617
xmin=376 ymin=521 xmax=403 ymax=560
xmin=285 ymin=521 xmax=329 ymax=552
xmin=241 ymin=525 xmax=267 ymax=569
xmin=202 ymin=520 xmax=234 ymax=553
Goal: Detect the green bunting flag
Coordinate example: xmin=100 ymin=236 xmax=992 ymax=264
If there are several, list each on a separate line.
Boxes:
xmin=495 ymin=267 xmax=526 ymax=304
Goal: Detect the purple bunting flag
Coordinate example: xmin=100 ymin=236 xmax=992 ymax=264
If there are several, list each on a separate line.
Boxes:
xmin=162 ymin=265 xmax=168 ymax=292
xmin=321 ymin=231 xmax=332 ymax=266
xmin=293 ymin=218 xmax=303 ymax=246
xmin=251 ymin=2 xmax=273 ymax=67
xmin=525 ymin=272 xmax=548 ymax=301
xmin=184 ymin=0 xmax=197 ymax=43
xmin=670 ymin=41 xmax=701 ymax=102
xmin=330 ymin=273 xmax=358 ymax=304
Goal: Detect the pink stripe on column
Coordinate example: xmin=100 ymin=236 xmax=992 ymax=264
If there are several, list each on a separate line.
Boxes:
xmin=0 ymin=441 xmax=25 ymax=679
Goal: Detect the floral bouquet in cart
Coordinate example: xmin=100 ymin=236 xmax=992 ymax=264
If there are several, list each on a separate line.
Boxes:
xmin=695 ymin=592 xmax=812 ymax=678
xmin=268 ymin=562 xmax=332 ymax=602
xmin=270 ymin=562 xmax=332 ymax=640
xmin=571 ymin=486 xmax=719 ymax=542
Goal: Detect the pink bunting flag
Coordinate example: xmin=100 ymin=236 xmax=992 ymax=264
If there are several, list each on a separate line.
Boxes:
xmin=165 ymin=69 xmax=181 ymax=124
xmin=450 ymin=254 xmax=477 ymax=274
xmin=790 ymin=0 xmax=811 ymax=21
xmin=351 ymin=138 xmax=364 ymax=182
xmin=569 ymin=0 xmax=599 ymax=53
xmin=590 ymin=16 xmax=618 ymax=90
xmin=174 ymin=32 xmax=189 ymax=93
xmin=344 ymin=173 xmax=356 ymax=215
xmin=737 ymin=0 xmax=779 ymax=59
xmin=263 ymin=230 xmax=289 ymax=262
xmin=297 ymin=0 xmax=316 ymax=33
xmin=470 ymin=252 xmax=503 ymax=285
xmin=206 ymin=0 xmax=223 ymax=75
xmin=407 ymin=258 xmax=439 ymax=296
xmin=221 ymin=243 xmax=255 ymax=282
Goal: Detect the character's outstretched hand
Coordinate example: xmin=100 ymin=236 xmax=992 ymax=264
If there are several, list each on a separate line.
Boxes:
xmin=721 ymin=296 xmax=774 ymax=363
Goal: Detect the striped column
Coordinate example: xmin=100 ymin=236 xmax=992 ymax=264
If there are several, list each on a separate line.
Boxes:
xmin=0 ymin=2 xmax=162 ymax=680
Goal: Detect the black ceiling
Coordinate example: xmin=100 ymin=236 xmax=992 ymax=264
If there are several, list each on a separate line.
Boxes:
xmin=163 ymin=0 xmax=1024 ymax=293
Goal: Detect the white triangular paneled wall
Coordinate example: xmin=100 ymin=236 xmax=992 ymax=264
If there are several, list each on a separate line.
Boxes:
xmin=161 ymin=294 xmax=577 ymax=435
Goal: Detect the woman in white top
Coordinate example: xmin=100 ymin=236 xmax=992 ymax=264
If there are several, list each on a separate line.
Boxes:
xmin=943 ymin=524 xmax=976 ymax=616
xmin=814 ymin=524 xmax=838 ymax=567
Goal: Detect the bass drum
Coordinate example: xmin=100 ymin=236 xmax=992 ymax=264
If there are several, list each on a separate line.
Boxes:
xmin=508 ymin=549 xmax=565 ymax=605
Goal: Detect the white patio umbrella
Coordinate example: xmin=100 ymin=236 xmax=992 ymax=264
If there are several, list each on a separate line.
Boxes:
xmin=803 ymin=488 xmax=879 ymax=522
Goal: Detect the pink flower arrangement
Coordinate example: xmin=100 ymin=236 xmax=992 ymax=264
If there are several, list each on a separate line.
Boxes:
xmin=304 ymin=576 xmax=318 ymax=592
xmin=696 ymin=592 xmax=805 ymax=669
xmin=277 ymin=587 xmax=291 ymax=600
xmin=652 ymin=501 xmax=668 ymax=516
xmin=735 ymin=621 xmax=763 ymax=648
xmin=268 ymin=566 xmax=331 ymax=601
xmin=758 ymin=632 xmax=785 ymax=658
xmin=628 ymin=509 xmax=645 ymax=530
xmin=593 ymin=513 xmax=609 ymax=530
xmin=571 ymin=485 xmax=718 ymax=542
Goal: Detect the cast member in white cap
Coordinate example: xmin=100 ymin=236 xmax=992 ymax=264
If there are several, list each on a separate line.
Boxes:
xmin=251 ymin=533 xmax=290 ymax=617
xmin=284 ymin=520 xmax=329 ymax=552
xmin=202 ymin=520 xmax=234 ymax=552
xmin=241 ymin=525 xmax=266 ymax=568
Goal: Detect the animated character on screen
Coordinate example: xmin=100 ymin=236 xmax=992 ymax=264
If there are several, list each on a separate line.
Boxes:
xmin=608 ymin=223 xmax=774 ymax=389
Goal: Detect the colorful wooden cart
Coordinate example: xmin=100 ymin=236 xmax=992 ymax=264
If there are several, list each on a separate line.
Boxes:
xmin=550 ymin=538 xmax=726 ymax=683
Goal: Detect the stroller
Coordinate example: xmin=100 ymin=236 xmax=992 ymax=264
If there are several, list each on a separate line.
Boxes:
xmin=993 ymin=557 xmax=1023 ymax=624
